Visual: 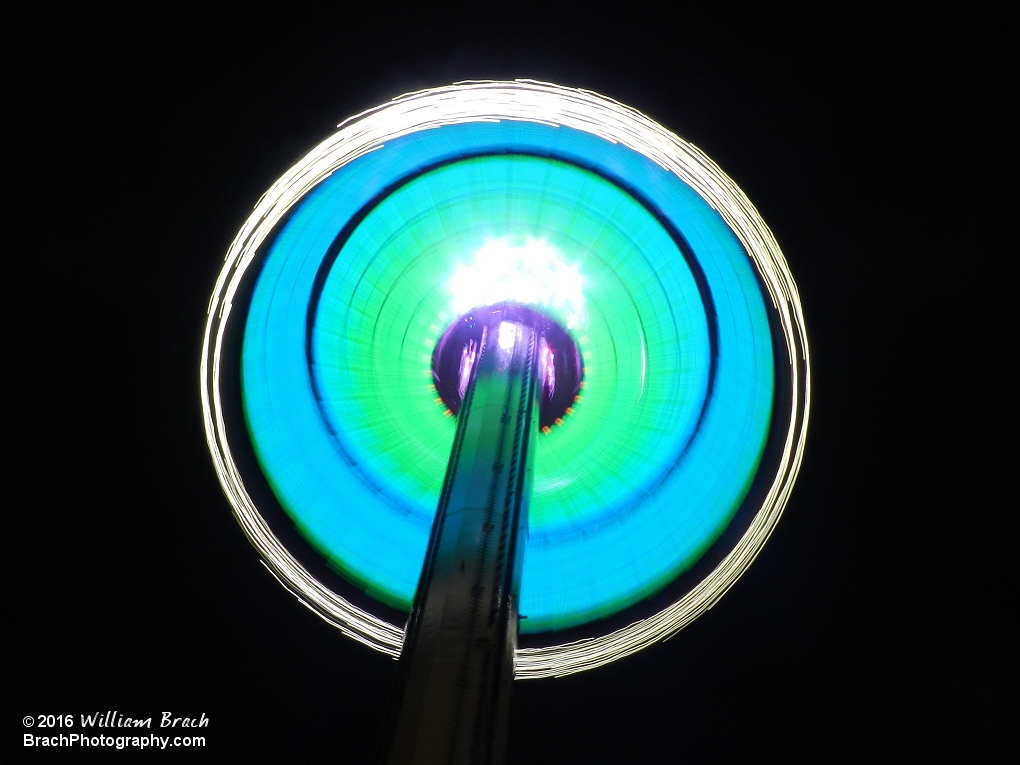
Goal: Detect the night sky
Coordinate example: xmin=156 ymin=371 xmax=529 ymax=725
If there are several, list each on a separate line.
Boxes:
xmin=14 ymin=7 xmax=1006 ymax=762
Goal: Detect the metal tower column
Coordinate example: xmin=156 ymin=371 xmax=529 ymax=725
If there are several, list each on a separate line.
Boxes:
xmin=384 ymin=316 xmax=541 ymax=765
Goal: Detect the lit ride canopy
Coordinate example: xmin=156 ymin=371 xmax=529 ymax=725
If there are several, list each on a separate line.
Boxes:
xmin=202 ymin=82 xmax=810 ymax=678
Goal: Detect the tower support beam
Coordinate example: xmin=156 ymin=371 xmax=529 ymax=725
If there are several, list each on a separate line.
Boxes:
xmin=385 ymin=317 xmax=540 ymax=765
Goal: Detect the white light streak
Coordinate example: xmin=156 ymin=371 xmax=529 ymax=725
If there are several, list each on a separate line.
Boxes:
xmin=201 ymin=80 xmax=811 ymax=678
xmin=497 ymin=321 xmax=517 ymax=350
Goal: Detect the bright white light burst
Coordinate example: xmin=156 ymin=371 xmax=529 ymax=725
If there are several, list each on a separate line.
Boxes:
xmin=497 ymin=321 xmax=517 ymax=351
xmin=449 ymin=239 xmax=586 ymax=330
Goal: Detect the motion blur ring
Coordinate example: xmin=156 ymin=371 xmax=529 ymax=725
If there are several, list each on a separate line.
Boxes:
xmin=201 ymin=80 xmax=810 ymax=678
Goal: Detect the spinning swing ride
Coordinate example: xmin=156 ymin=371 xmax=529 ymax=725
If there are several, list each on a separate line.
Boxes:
xmin=201 ymin=81 xmax=809 ymax=763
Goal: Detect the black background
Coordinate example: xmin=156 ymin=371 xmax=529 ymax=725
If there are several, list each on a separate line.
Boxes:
xmin=14 ymin=6 xmax=1008 ymax=762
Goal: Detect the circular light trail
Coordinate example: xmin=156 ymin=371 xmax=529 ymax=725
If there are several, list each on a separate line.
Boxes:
xmin=201 ymin=81 xmax=810 ymax=677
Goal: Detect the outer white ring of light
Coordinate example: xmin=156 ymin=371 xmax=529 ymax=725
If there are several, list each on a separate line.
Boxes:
xmin=200 ymin=80 xmax=811 ymax=678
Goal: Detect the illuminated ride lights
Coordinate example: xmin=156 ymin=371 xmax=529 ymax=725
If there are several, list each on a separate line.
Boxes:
xmin=201 ymin=81 xmax=810 ymax=684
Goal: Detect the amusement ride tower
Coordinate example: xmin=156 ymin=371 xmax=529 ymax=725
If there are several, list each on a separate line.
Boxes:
xmin=201 ymin=81 xmax=810 ymax=764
